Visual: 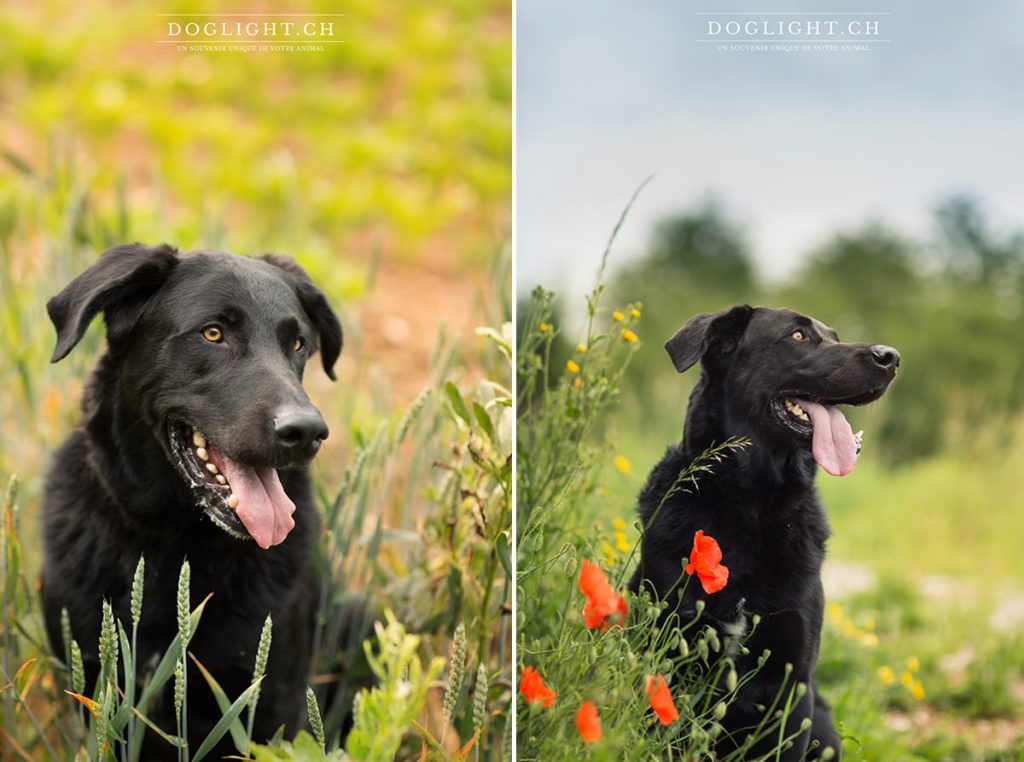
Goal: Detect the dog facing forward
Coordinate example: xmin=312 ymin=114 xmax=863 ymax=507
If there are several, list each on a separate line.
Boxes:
xmin=630 ymin=305 xmax=899 ymax=760
xmin=41 ymin=244 xmax=342 ymax=760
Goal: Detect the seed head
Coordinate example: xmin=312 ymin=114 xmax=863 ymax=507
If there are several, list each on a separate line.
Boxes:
xmin=306 ymin=686 xmax=325 ymax=751
xmin=131 ymin=555 xmax=145 ymax=626
xmin=443 ymin=623 xmax=467 ymax=724
xmin=473 ymin=662 xmax=489 ymax=734
xmin=177 ymin=560 xmax=191 ymax=647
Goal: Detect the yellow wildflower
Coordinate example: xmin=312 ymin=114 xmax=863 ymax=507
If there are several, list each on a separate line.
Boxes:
xmin=612 ymin=518 xmax=626 ymax=531
xmin=841 ymin=622 xmax=856 ymax=638
xmin=877 ymin=666 xmax=895 ymax=684
xmin=909 ymin=680 xmax=925 ymax=701
xmin=827 ymin=603 xmax=843 ymax=625
xmin=577 ymin=343 xmax=587 ymax=353
xmin=613 ymin=455 xmax=631 ymax=474
xmin=900 ymin=671 xmax=914 ymax=687
xmin=573 ymin=377 xmax=583 ymax=389
xmin=539 ymin=322 xmax=549 ymax=332
xmin=631 ymin=308 xmax=641 ymax=318
xmin=615 ymin=536 xmax=630 ymax=553
xmin=612 ymin=311 xmax=624 ymax=322
xmin=602 ymin=542 xmax=616 ymax=561
xmin=906 ymin=656 xmax=919 ymax=673
xmin=566 ymin=360 xmax=580 ymax=373
xmin=861 ymin=632 xmax=879 ymax=648
xmin=622 ymin=329 xmax=639 ymax=343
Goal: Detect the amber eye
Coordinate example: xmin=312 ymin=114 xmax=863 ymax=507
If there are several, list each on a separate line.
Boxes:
xmin=293 ymin=337 xmax=305 ymax=352
xmin=201 ymin=325 xmax=224 ymax=343
xmin=791 ymin=329 xmax=806 ymax=341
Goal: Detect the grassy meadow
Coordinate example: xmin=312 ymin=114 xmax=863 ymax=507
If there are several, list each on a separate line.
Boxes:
xmin=516 ymin=196 xmax=1024 ymax=759
xmin=0 ymin=1 xmax=512 ymax=760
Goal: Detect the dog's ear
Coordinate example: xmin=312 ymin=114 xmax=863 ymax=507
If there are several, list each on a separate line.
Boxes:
xmin=664 ymin=305 xmax=754 ymax=373
xmin=47 ymin=243 xmax=179 ymax=363
xmin=261 ymin=254 xmax=343 ymax=381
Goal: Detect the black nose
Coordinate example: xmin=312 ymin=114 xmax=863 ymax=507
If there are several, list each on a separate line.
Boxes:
xmin=870 ymin=344 xmax=900 ymax=369
xmin=273 ymin=406 xmax=328 ymax=457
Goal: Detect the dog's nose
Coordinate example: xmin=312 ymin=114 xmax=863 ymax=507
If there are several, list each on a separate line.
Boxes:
xmin=273 ymin=406 xmax=329 ymax=457
xmin=870 ymin=344 xmax=900 ymax=369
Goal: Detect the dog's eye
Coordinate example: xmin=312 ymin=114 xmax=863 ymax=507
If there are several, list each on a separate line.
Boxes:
xmin=293 ymin=337 xmax=305 ymax=352
xmin=791 ymin=330 xmax=806 ymax=341
xmin=201 ymin=325 xmax=224 ymax=343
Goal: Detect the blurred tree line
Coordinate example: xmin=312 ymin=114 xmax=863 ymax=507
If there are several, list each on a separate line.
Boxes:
xmin=525 ymin=194 xmax=1024 ymax=465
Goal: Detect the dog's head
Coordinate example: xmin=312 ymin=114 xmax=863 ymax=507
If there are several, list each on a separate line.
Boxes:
xmin=47 ymin=243 xmax=343 ymax=548
xmin=665 ymin=305 xmax=899 ymax=476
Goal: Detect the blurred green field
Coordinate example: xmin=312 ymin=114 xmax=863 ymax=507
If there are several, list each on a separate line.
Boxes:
xmin=0 ymin=1 xmax=512 ymax=759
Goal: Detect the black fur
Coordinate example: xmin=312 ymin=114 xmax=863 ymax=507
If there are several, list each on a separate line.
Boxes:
xmin=41 ymin=244 xmax=342 ymax=760
xmin=630 ymin=305 xmax=899 ymax=760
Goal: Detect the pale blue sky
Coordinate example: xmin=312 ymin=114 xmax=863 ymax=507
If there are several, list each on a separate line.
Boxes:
xmin=517 ymin=0 xmax=1024 ymax=296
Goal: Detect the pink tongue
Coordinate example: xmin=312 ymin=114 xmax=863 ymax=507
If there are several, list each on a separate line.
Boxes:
xmin=793 ymin=399 xmax=859 ymax=477
xmin=209 ymin=450 xmax=296 ymax=549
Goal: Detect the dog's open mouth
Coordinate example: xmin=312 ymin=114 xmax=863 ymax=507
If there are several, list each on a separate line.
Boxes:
xmin=168 ymin=422 xmax=296 ymax=549
xmin=772 ymin=388 xmax=886 ymax=477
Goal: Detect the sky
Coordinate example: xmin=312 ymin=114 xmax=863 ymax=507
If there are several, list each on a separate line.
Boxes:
xmin=517 ymin=0 xmax=1024 ymax=297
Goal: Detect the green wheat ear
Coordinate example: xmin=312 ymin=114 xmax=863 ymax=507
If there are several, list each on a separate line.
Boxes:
xmin=99 ymin=600 xmax=118 ymax=682
xmin=131 ymin=554 xmax=145 ymax=626
xmin=247 ymin=613 xmax=273 ymax=739
xmin=176 ymin=559 xmax=191 ymax=646
xmin=70 ymin=640 xmax=85 ymax=695
xmin=306 ymin=686 xmax=325 ymax=752
xmin=442 ymin=622 xmax=467 ymax=725
xmin=60 ymin=607 xmax=71 ymax=654
xmin=473 ymin=661 xmax=488 ymax=735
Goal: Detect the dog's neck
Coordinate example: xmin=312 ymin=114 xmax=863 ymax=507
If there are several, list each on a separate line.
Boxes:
xmin=682 ymin=375 xmax=818 ymax=491
xmin=81 ymin=352 xmax=195 ymax=532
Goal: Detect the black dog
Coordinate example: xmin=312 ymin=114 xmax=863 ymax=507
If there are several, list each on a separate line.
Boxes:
xmin=41 ymin=243 xmax=342 ymax=759
xmin=629 ymin=306 xmax=899 ymax=760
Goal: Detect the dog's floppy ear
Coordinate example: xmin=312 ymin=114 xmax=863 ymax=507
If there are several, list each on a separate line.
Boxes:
xmin=664 ymin=305 xmax=754 ymax=373
xmin=47 ymin=243 xmax=179 ymax=363
xmin=261 ymin=254 xmax=343 ymax=381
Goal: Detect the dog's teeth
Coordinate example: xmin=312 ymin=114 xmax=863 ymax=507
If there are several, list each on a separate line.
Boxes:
xmin=206 ymin=463 xmax=219 ymax=475
xmin=227 ymin=494 xmax=238 ymax=509
xmin=192 ymin=431 xmax=206 ymax=448
xmin=196 ymin=447 xmax=208 ymax=461
xmin=216 ymin=474 xmax=227 ymax=485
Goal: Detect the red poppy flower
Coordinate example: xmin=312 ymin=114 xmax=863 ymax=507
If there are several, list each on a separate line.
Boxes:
xmin=579 ymin=560 xmax=628 ymax=631
xmin=684 ymin=530 xmax=729 ymax=594
xmin=575 ymin=700 xmax=602 ymax=743
xmin=645 ymin=674 xmax=679 ymax=725
xmin=519 ymin=666 xmax=556 ymax=707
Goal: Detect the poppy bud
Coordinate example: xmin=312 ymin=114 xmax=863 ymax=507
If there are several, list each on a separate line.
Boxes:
xmin=726 ymin=668 xmax=737 ymax=692
xmin=800 ymin=717 xmax=812 ymax=731
xmin=679 ymin=639 xmax=690 ymax=657
xmin=822 ymin=748 xmax=836 ymax=761
xmin=796 ymin=682 xmax=807 ymax=699
xmin=694 ymin=600 xmax=705 ymax=615
xmin=751 ymin=614 xmax=762 ymax=626
xmin=707 ymin=628 xmax=721 ymax=653
xmin=714 ymin=701 xmax=727 ymax=720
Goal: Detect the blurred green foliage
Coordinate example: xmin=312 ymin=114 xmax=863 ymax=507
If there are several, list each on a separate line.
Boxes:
xmin=0 ymin=0 xmax=511 ymax=279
